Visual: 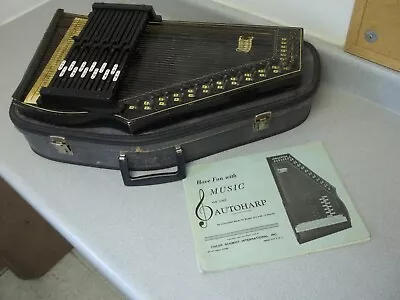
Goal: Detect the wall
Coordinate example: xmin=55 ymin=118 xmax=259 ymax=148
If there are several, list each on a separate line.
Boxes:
xmin=211 ymin=0 xmax=356 ymax=46
xmin=0 ymin=0 xmax=51 ymax=25
xmin=0 ymin=0 xmax=356 ymax=45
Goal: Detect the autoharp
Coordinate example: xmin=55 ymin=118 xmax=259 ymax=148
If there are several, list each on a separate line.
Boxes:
xmin=267 ymin=154 xmax=351 ymax=244
xmin=16 ymin=3 xmax=304 ymax=133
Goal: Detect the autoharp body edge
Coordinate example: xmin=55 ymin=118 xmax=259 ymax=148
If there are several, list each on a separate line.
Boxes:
xmin=13 ymin=5 xmax=304 ymax=133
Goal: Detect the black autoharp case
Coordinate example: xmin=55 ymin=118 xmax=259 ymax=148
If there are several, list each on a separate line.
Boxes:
xmin=10 ymin=4 xmax=321 ymax=186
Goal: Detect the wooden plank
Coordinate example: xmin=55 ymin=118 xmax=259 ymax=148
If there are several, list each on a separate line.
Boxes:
xmin=345 ymin=0 xmax=368 ymax=49
xmin=345 ymin=0 xmax=400 ymax=71
xmin=357 ymin=0 xmax=400 ymax=60
xmin=0 ymin=177 xmax=72 ymax=279
xmin=0 ymin=256 xmax=6 ymax=275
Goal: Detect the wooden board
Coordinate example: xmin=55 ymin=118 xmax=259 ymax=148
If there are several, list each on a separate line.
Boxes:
xmin=0 ymin=177 xmax=72 ymax=279
xmin=345 ymin=0 xmax=400 ymax=71
xmin=0 ymin=257 xmax=6 ymax=275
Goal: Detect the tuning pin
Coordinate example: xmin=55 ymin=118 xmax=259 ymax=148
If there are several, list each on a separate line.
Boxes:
xmin=229 ymin=74 xmax=239 ymax=87
xmin=157 ymin=94 xmax=168 ymax=107
xmin=244 ymin=70 xmax=255 ymax=82
xmin=216 ymin=81 xmax=225 ymax=91
xmin=172 ymin=90 xmax=183 ymax=103
xmin=187 ymin=85 xmax=197 ymax=99
xmin=202 ymin=79 xmax=214 ymax=94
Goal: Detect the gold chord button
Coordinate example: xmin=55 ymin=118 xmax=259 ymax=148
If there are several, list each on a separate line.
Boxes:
xmin=144 ymin=106 xmax=152 ymax=110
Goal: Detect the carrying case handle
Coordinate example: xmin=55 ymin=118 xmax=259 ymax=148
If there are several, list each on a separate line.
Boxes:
xmin=119 ymin=146 xmax=186 ymax=186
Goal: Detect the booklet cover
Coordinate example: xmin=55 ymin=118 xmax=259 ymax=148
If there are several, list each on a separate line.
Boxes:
xmin=183 ymin=142 xmax=370 ymax=272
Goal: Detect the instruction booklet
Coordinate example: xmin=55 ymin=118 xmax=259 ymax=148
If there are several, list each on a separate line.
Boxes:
xmin=183 ymin=142 xmax=370 ymax=272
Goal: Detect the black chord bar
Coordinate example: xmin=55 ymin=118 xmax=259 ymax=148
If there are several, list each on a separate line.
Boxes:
xmin=39 ymin=3 xmax=161 ymax=108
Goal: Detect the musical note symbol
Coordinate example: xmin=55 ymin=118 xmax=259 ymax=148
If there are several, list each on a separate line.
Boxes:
xmin=195 ymin=189 xmax=213 ymax=228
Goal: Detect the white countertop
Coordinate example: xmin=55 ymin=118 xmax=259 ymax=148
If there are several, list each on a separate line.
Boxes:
xmin=1 ymin=1 xmax=400 ymax=299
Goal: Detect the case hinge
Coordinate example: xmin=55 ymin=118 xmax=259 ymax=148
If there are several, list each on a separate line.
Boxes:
xmin=50 ymin=136 xmax=73 ymax=155
xmin=253 ymin=112 xmax=272 ymax=132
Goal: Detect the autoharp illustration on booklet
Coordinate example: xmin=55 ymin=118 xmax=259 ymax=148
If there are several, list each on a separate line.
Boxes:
xmin=267 ymin=154 xmax=352 ymax=244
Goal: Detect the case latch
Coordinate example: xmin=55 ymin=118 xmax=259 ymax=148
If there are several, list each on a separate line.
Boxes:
xmin=50 ymin=136 xmax=73 ymax=155
xmin=253 ymin=112 xmax=272 ymax=132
